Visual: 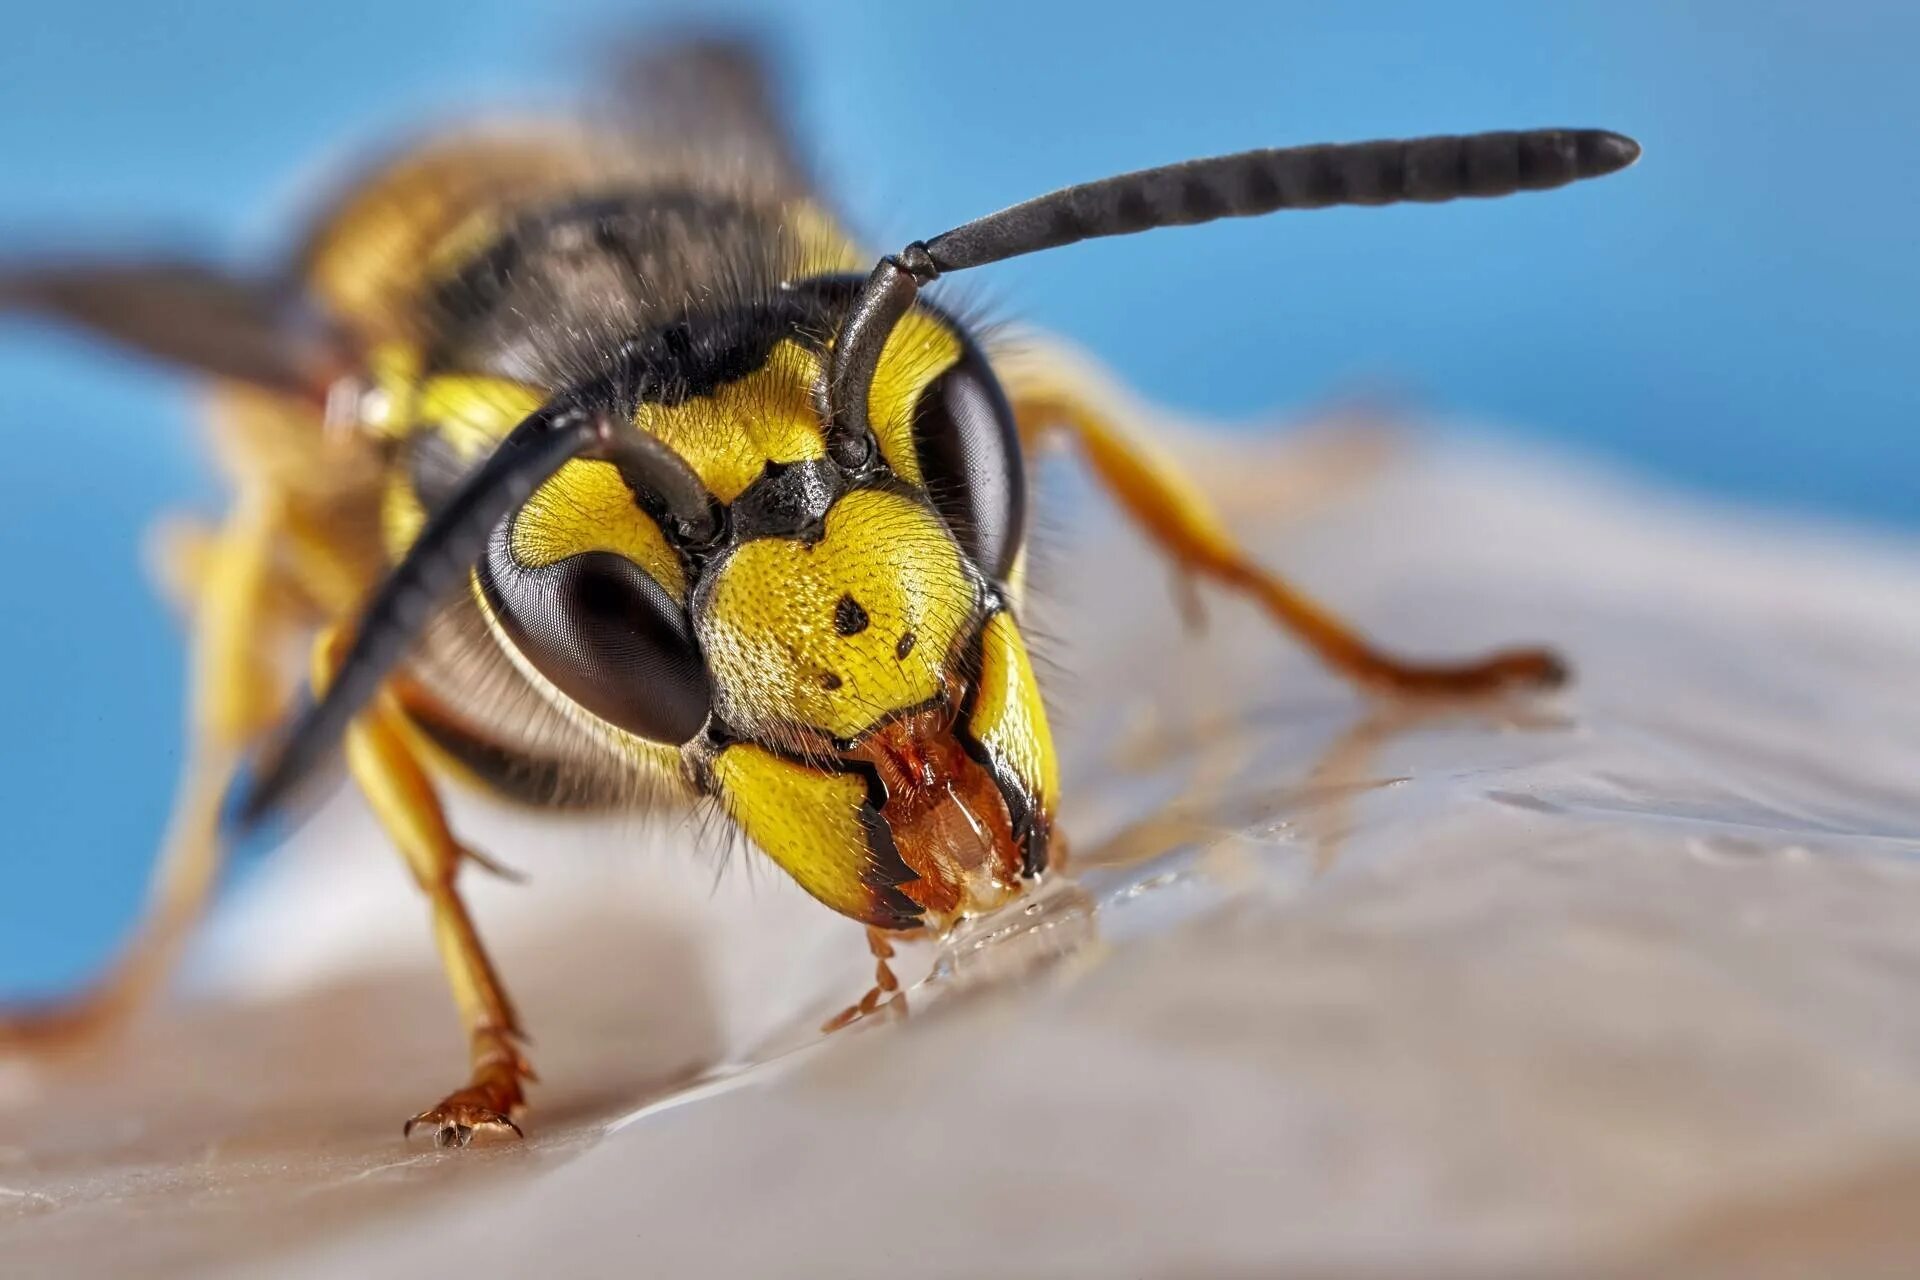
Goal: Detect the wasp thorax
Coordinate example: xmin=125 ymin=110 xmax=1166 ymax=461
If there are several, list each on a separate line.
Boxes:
xmin=694 ymin=488 xmax=978 ymax=741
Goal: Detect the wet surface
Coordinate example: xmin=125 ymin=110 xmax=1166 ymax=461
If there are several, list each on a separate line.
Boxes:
xmin=5 ymin=432 xmax=1920 ymax=1277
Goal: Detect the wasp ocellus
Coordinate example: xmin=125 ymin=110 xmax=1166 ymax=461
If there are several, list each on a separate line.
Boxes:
xmin=0 ymin=37 xmax=1638 ymax=1146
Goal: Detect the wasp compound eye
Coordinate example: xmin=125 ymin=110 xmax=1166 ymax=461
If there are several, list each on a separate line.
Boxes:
xmin=478 ymin=521 xmax=712 ymax=745
xmin=911 ymin=338 xmax=1025 ymax=584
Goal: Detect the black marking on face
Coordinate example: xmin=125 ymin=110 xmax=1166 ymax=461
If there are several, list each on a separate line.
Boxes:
xmin=841 ymin=758 xmax=926 ymax=930
xmin=818 ymin=671 xmax=843 ymax=691
xmin=729 ymin=457 xmax=846 ymax=544
xmin=834 ymin=594 xmax=870 ymax=636
xmin=894 ymin=631 xmax=917 ymax=661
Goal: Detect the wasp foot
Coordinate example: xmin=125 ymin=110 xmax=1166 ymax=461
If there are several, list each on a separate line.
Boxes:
xmin=404 ymin=1089 xmax=524 ymax=1149
xmin=404 ymin=1031 xmax=531 ymax=1149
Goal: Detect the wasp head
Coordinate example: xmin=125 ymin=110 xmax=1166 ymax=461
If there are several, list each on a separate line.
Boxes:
xmin=472 ymin=292 xmax=1058 ymax=933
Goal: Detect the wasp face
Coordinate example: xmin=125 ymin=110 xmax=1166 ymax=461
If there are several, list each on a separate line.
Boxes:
xmin=697 ymin=479 xmax=1054 ymax=930
xmin=473 ymin=297 xmax=1058 ymax=933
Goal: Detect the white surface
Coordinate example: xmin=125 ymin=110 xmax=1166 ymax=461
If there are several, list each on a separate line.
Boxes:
xmin=21 ymin=434 xmax=1920 ymax=1278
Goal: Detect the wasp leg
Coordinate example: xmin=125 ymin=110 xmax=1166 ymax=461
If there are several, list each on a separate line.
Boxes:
xmin=0 ymin=493 xmax=296 ymax=1048
xmin=1006 ymin=356 xmax=1567 ymax=696
xmin=313 ymin=628 xmax=535 ymax=1147
xmin=823 ymin=927 xmax=910 ymax=1033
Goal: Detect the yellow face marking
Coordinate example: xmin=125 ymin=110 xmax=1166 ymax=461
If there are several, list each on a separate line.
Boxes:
xmin=631 ymin=304 xmax=961 ymax=502
xmin=512 ymin=459 xmax=687 ymax=600
xmin=863 ymin=309 xmax=962 ymax=486
xmin=699 ymin=489 xmax=975 ymax=742
xmin=711 ymin=743 xmax=892 ymax=924
xmin=638 ymin=339 xmax=827 ymax=503
xmin=968 ymin=610 xmax=1059 ymax=817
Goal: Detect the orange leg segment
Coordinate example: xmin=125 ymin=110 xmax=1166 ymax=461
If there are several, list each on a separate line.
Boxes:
xmin=1007 ymin=358 xmax=1567 ymax=697
xmin=314 ymin=626 xmax=534 ymax=1147
xmin=824 ymin=927 xmax=910 ymax=1033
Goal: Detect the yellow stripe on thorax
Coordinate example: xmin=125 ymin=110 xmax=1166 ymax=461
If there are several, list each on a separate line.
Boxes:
xmin=302 ymin=126 xmax=614 ymax=340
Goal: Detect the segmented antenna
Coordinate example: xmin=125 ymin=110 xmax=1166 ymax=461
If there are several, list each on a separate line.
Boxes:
xmin=236 ymin=126 xmax=1640 ymax=826
xmin=233 ymin=398 xmax=720 ymax=827
xmin=828 ymin=127 xmax=1641 ymax=451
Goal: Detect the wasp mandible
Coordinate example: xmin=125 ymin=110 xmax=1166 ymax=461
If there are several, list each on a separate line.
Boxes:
xmin=0 ymin=38 xmax=1638 ymax=1146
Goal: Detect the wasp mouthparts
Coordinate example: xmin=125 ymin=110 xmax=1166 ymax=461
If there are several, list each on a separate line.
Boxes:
xmin=846 ymin=705 xmax=1024 ymax=925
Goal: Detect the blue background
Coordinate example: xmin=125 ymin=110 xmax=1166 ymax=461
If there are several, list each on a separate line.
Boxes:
xmin=1 ymin=1 xmax=1914 ymax=994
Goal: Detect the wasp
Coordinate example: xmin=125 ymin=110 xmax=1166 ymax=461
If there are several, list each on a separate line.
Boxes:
xmin=0 ymin=38 xmax=1637 ymax=1146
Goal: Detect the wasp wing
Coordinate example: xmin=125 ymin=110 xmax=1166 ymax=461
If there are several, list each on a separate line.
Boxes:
xmin=0 ymin=258 xmax=350 ymax=400
xmin=607 ymin=34 xmax=812 ymax=195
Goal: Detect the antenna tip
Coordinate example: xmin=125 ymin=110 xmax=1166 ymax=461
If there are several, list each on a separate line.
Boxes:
xmin=1583 ymin=130 xmax=1642 ymax=176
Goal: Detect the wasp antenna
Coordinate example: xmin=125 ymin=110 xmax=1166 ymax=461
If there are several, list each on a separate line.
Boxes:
xmin=601 ymin=426 xmax=723 ymax=546
xmin=827 ymin=128 xmax=1639 ymax=445
xmin=826 ymin=252 xmax=932 ymax=459
xmin=234 ymin=397 xmax=724 ymax=827
xmin=232 ymin=399 xmax=604 ymax=828
xmin=923 ymin=128 xmax=1640 ymax=271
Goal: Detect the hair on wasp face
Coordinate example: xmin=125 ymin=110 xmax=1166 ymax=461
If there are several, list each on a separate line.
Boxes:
xmin=474 ymin=291 xmax=1021 ymax=761
xmin=233 ymin=124 xmax=1639 ymax=824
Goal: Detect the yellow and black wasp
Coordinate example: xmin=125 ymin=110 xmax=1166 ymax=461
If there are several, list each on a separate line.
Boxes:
xmin=0 ymin=38 xmax=1637 ymax=1145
